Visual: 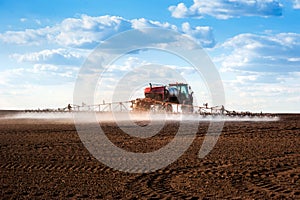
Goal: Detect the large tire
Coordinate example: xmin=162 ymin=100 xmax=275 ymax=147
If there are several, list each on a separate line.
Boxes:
xmin=182 ymin=105 xmax=193 ymax=113
xmin=166 ymin=104 xmax=173 ymax=113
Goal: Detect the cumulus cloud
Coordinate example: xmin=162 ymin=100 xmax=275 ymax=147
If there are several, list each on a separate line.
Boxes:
xmin=0 ymin=26 xmax=56 ymax=45
xmin=0 ymin=15 xmax=131 ymax=47
xmin=168 ymin=3 xmax=189 ymax=18
xmin=221 ymin=72 xmax=300 ymax=112
xmin=181 ymin=22 xmax=215 ymax=47
xmin=0 ymin=15 xmax=215 ymax=48
xmin=217 ymin=32 xmax=300 ymax=74
xmin=213 ymin=32 xmax=300 ymax=112
xmin=131 ymin=18 xmax=177 ymax=30
xmin=55 ymin=15 xmax=132 ymax=48
xmin=32 ymin=64 xmax=59 ymax=73
xmin=0 ymin=68 xmax=26 ymax=86
xmin=20 ymin=18 xmax=27 ymax=22
xmin=0 ymin=65 xmax=78 ymax=87
xmin=11 ymin=48 xmax=87 ymax=65
xmin=293 ymin=0 xmax=300 ymax=9
xmin=169 ymin=0 xmax=283 ymax=19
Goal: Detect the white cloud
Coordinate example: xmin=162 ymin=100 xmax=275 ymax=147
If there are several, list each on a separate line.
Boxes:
xmin=181 ymin=22 xmax=215 ymax=47
xmin=0 ymin=82 xmax=75 ymax=109
xmin=131 ymin=18 xmax=177 ymax=30
xmin=0 ymin=15 xmax=215 ymax=48
xmin=234 ymin=74 xmax=259 ymax=84
xmin=55 ymin=15 xmax=132 ymax=48
xmin=168 ymin=3 xmax=189 ymax=18
xmin=213 ymin=32 xmax=300 ymax=112
xmin=169 ymin=0 xmax=283 ymax=19
xmin=0 ymin=15 xmax=130 ymax=47
xmin=20 ymin=18 xmax=27 ymax=22
xmin=0 ymin=26 xmax=56 ymax=45
xmin=33 ymin=64 xmax=58 ymax=73
xmin=293 ymin=0 xmax=300 ymax=9
xmin=106 ymin=56 xmax=150 ymax=73
xmin=0 ymin=68 xmax=25 ymax=86
xmin=0 ymin=64 xmax=78 ymax=88
xmin=222 ymin=78 xmax=300 ymax=112
xmin=11 ymin=48 xmax=87 ymax=65
xmin=35 ymin=19 xmax=41 ymax=25
xmin=217 ymin=32 xmax=300 ymax=73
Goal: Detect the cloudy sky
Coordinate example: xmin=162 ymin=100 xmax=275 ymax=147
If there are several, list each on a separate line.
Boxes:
xmin=0 ymin=0 xmax=300 ymax=113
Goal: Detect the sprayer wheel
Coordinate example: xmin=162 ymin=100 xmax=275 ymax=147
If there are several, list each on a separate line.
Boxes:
xmin=166 ymin=104 xmax=172 ymax=113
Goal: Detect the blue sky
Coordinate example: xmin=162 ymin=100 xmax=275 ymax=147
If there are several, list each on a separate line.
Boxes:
xmin=0 ymin=0 xmax=300 ymax=112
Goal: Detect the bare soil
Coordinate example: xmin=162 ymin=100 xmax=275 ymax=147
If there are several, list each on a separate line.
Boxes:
xmin=0 ymin=114 xmax=299 ymax=199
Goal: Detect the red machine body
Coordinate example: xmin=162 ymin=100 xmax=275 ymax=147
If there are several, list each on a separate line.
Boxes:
xmin=144 ymin=85 xmax=166 ymax=102
xmin=136 ymin=83 xmax=194 ymax=112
